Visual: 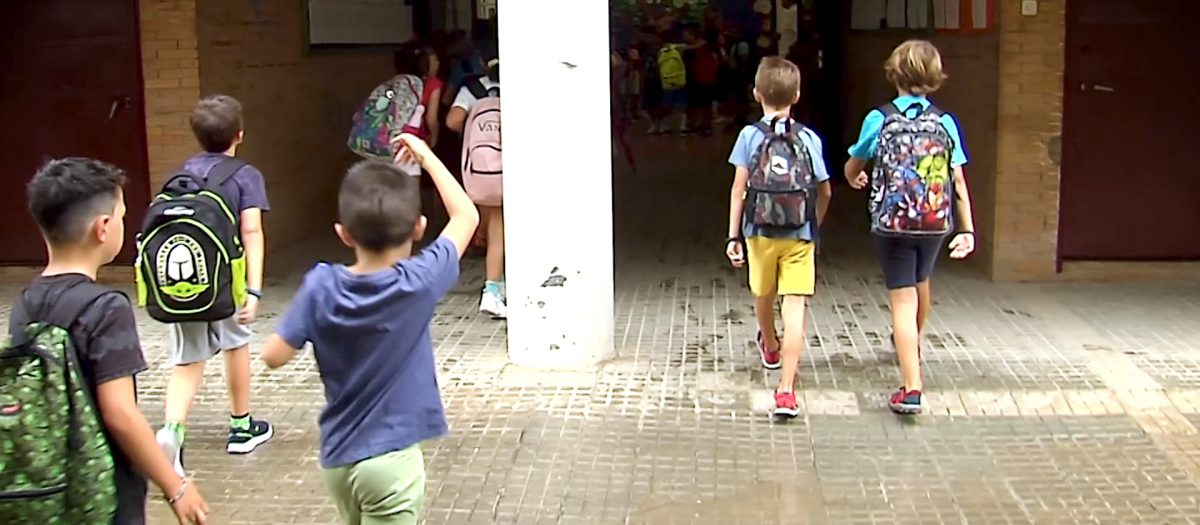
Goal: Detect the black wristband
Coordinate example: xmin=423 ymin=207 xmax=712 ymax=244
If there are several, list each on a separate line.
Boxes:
xmin=725 ymin=236 xmax=741 ymax=246
xmin=246 ymin=288 xmax=263 ymax=299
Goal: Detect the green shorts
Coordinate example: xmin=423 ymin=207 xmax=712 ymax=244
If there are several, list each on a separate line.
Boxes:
xmin=320 ymin=445 xmax=425 ymax=525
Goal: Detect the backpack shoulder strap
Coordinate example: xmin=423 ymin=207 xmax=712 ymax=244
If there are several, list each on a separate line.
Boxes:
xmin=923 ymin=104 xmax=945 ymax=117
xmin=876 ymin=103 xmax=900 ymax=118
xmin=752 ymin=121 xmax=774 ymax=137
xmin=464 ymin=76 xmax=489 ymax=100
xmin=20 ymin=281 xmax=116 ymax=333
xmin=204 ymin=157 xmax=246 ymax=190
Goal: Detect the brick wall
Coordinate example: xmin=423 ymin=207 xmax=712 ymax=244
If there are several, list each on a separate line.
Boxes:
xmin=841 ymin=32 xmax=1000 ymax=273
xmin=196 ymin=0 xmax=393 ymax=254
xmin=991 ymin=0 xmax=1063 ymax=280
xmin=139 ymin=0 xmax=201 ymax=188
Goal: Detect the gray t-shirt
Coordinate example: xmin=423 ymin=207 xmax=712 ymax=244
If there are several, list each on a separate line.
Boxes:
xmin=181 ymin=152 xmax=270 ymax=214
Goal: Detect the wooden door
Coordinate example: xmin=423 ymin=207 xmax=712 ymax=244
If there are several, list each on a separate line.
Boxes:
xmin=1060 ymin=0 xmax=1200 ymax=260
xmin=0 ymin=0 xmax=150 ymax=264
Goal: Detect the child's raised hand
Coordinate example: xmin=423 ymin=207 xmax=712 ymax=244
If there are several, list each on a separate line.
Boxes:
xmin=391 ymin=134 xmax=433 ymax=167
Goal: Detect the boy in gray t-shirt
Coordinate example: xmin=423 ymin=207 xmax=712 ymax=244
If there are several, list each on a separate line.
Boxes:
xmin=157 ymin=95 xmax=273 ymax=476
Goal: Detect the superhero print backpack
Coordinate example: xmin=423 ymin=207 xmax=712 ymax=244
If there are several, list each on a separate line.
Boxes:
xmin=869 ymin=102 xmax=955 ymax=236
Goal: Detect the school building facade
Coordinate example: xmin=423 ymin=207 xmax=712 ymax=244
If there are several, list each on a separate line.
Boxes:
xmin=1 ymin=0 xmax=1195 ymax=285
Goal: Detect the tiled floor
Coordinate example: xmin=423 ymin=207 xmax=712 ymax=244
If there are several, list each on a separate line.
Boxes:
xmin=5 ymin=129 xmax=1200 ymax=523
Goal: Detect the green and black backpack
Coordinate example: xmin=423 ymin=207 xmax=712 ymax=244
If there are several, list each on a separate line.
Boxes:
xmin=135 ymin=157 xmax=248 ymax=323
xmin=0 ymin=282 xmax=118 ymax=524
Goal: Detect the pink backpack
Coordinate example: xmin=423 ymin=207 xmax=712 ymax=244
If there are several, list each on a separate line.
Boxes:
xmin=461 ymin=78 xmax=502 ymax=206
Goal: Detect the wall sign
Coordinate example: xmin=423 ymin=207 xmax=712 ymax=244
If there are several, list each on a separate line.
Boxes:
xmin=850 ymin=0 xmax=993 ymax=31
xmin=306 ymin=0 xmax=414 ymax=47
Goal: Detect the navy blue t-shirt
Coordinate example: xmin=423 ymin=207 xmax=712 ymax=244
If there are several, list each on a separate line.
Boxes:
xmin=274 ymin=237 xmax=460 ymax=468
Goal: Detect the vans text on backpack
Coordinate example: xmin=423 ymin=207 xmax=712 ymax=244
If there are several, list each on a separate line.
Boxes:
xmin=870 ymin=102 xmax=955 ymax=237
xmin=745 ymin=117 xmax=818 ymax=230
xmin=348 ymin=74 xmax=425 ymax=161
xmin=136 ymin=158 xmax=248 ymax=323
xmin=0 ymin=282 xmax=117 ymax=524
xmin=461 ymin=77 xmax=503 ymax=207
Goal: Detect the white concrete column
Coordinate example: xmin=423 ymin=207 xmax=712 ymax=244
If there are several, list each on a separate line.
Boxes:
xmin=498 ymin=0 xmax=615 ymax=369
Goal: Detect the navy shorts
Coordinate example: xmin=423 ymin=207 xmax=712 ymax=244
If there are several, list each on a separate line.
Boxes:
xmin=661 ymin=87 xmax=686 ymax=109
xmin=872 ymin=234 xmax=948 ymax=290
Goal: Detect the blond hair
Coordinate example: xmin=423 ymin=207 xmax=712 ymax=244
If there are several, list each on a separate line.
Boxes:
xmin=884 ymin=40 xmax=947 ymax=95
xmin=754 ymin=56 xmax=800 ymax=109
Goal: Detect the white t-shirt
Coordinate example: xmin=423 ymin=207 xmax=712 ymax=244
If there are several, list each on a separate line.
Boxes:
xmin=452 ymin=77 xmax=500 ymax=112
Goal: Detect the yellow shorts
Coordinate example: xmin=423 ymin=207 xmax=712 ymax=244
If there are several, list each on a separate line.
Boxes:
xmin=746 ymin=236 xmax=816 ymax=297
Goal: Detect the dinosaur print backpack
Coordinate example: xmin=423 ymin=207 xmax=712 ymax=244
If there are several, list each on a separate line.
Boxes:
xmin=0 ymin=282 xmax=117 ymax=524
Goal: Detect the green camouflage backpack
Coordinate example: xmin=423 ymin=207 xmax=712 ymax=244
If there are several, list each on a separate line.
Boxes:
xmin=0 ymin=282 xmax=118 ymax=524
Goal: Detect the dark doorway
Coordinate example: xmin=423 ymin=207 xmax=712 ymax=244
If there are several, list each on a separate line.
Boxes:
xmin=1059 ymin=0 xmax=1200 ymax=260
xmin=0 ymin=0 xmax=151 ymax=264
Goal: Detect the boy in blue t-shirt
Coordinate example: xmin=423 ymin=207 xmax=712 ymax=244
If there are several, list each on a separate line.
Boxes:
xmin=261 ymin=134 xmax=479 ymax=524
xmin=843 ymin=40 xmax=977 ymax=415
xmin=726 ymin=56 xmax=832 ymax=417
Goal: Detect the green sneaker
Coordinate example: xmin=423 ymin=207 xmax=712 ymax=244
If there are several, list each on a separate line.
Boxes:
xmin=227 ymin=417 xmax=273 ymax=454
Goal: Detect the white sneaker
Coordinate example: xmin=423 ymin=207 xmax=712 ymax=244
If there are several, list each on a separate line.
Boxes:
xmin=156 ymin=427 xmax=185 ymax=477
xmin=498 ymin=281 xmax=507 ymax=303
xmin=480 ymin=290 xmax=507 ymax=319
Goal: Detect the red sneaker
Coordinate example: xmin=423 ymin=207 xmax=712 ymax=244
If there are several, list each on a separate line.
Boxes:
xmin=757 ymin=330 xmax=781 ymax=370
xmin=773 ymin=390 xmax=799 ymax=418
xmin=888 ymin=387 xmax=923 ymax=415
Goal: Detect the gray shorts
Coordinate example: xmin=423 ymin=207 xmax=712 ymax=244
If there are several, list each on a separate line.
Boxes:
xmin=169 ymin=316 xmax=252 ymax=365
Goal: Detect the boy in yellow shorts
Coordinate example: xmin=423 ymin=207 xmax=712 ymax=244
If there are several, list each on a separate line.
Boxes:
xmin=725 ymin=57 xmax=832 ymax=417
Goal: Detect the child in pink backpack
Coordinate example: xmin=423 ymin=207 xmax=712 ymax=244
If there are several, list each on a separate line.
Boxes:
xmin=446 ymin=49 xmax=504 ymax=318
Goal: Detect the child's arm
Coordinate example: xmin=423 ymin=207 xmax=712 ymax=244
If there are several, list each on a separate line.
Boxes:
xmin=845 ymin=110 xmax=884 ymax=189
xmin=844 ymin=157 xmax=868 ymax=189
xmin=446 ymin=87 xmax=473 ymax=132
xmin=726 ymin=166 xmax=749 ymax=267
xmin=261 ymin=334 xmax=297 ymax=369
xmin=262 ymin=272 xmax=317 ymax=369
xmin=446 ymin=107 xmax=467 ymax=132
xmin=728 ymin=167 xmax=748 ymax=240
xmin=97 ymin=377 xmax=208 ymax=523
xmin=238 ymin=208 xmax=264 ymax=323
xmin=816 ymin=181 xmax=832 ymax=225
xmin=949 ymin=165 xmax=976 ymax=258
xmin=425 ymin=86 xmax=443 ymax=146
xmin=395 ymin=134 xmax=479 ymax=256
xmin=807 ymin=131 xmax=834 ymax=225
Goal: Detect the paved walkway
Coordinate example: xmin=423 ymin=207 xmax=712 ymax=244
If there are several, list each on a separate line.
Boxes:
xmin=5 ymin=131 xmax=1200 ymax=524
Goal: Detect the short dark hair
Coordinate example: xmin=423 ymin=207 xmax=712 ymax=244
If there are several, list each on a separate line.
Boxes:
xmin=190 ymin=95 xmax=243 ymax=153
xmin=27 ymin=158 xmax=126 ymax=246
xmin=338 ymin=160 xmax=421 ymax=252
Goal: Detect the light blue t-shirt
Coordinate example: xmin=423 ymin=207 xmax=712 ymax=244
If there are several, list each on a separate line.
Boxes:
xmin=728 ymin=116 xmax=832 ymax=241
xmin=847 ymin=94 xmax=969 ymax=167
xmin=274 ymin=237 xmax=460 ymax=468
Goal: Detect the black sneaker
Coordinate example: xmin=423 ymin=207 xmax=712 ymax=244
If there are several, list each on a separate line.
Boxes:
xmin=227 ymin=417 xmax=273 ymax=454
